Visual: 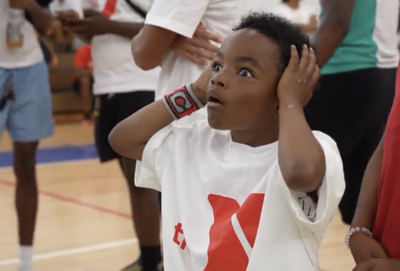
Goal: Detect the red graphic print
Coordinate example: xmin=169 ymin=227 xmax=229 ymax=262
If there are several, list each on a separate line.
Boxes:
xmin=204 ymin=193 xmax=265 ymax=271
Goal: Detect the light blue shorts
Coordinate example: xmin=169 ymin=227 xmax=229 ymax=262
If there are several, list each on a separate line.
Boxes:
xmin=0 ymin=61 xmax=54 ymax=142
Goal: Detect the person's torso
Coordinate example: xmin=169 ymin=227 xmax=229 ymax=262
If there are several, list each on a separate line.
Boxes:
xmin=158 ymin=114 xmax=321 ymax=271
xmin=85 ymin=0 xmax=160 ymax=95
xmin=373 ymin=60 xmax=400 ymax=258
xmin=0 ymin=0 xmax=43 ymax=69
xmin=155 ymin=0 xmax=244 ymax=101
xmin=322 ymin=0 xmax=399 ymax=75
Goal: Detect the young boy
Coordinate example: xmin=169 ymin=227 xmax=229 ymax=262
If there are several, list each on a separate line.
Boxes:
xmin=109 ymin=13 xmax=345 ymax=271
xmin=348 ymin=60 xmax=400 ymax=271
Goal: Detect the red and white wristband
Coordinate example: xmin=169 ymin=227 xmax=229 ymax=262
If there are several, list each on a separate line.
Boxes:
xmin=345 ymin=227 xmax=373 ymax=249
xmin=163 ymin=84 xmax=204 ymax=120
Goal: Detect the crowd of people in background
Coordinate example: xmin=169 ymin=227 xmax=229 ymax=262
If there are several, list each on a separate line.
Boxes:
xmin=1 ymin=0 xmax=400 ymax=270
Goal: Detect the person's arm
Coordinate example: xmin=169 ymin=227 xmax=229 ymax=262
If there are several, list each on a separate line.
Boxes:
xmin=10 ymin=0 xmax=53 ymax=33
xmin=102 ymin=20 xmax=143 ymax=39
xmin=131 ymin=25 xmax=178 ymax=70
xmin=314 ymin=0 xmax=355 ymax=68
xmin=350 ymin=136 xmax=389 ymax=264
xmin=109 ymin=67 xmax=211 ymax=160
xmin=131 ymin=0 xmax=210 ymax=70
xmin=64 ymin=9 xmax=143 ymax=39
xmin=277 ymin=45 xmax=324 ymax=193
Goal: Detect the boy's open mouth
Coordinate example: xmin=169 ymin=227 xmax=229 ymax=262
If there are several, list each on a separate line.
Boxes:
xmin=207 ymin=95 xmax=224 ymax=105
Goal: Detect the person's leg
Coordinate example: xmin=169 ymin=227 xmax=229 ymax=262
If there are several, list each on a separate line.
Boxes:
xmin=119 ymin=157 xmax=162 ymax=271
xmin=113 ymin=91 xmax=162 ymax=271
xmin=339 ymin=67 xmax=396 ymax=223
xmin=305 ymin=68 xmax=393 ymax=224
xmin=79 ymin=74 xmax=93 ymax=124
xmin=94 ymin=91 xmax=162 ymax=271
xmin=8 ymin=62 xmax=54 ymax=271
xmin=13 ymin=142 xmax=39 ymax=271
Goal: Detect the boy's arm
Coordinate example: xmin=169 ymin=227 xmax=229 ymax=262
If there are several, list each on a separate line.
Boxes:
xmin=108 ymin=67 xmax=210 ymax=160
xmin=350 ymin=137 xmax=389 ymax=264
xmin=314 ymin=0 xmax=356 ymax=68
xmin=278 ymin=46 xmax=324 ymax=193
xmin=131 ymin=0 xmax=211 ymax=70
xmin=12 ymin=0 xmax=53 ymax=33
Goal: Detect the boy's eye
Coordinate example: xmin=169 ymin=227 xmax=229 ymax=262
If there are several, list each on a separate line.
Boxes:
xmin=238 ymin=69 xmax=253 ymax=77
xmin=212 ymin=63 xmax=222 ymax=72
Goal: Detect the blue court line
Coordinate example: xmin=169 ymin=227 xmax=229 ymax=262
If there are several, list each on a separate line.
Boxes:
xmin=0 ymin=144 xmax=98 ymax=168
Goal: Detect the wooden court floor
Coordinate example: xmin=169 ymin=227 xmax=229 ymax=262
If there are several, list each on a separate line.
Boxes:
xmin=0 ymin=122 xmax=355 ymax=271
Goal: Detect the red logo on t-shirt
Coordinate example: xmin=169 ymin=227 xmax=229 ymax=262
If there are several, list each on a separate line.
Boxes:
xmin=204 ymin=193 xmax=265 ymax=271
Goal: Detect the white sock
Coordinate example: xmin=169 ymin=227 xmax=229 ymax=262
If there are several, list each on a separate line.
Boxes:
xmin=18 ymin=245 xmax=33 ymax=271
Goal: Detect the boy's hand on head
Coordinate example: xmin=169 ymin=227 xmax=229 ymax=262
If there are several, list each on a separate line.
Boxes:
xmin=171 ymin=23 xmax=223 ymax=66
xmin=277 ymin=45 xmax=320 ymax=107
xmin=192 ymin=65 xmax=213 ymax=105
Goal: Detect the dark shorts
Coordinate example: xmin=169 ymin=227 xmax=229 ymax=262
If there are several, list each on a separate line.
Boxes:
xmin=304 ymin=67 xmax=396 ymax=224
xmin=94 ymin=91 xmax=155 ymax=162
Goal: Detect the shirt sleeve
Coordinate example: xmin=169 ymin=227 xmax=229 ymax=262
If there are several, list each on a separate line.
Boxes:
xmin=145 ymin=0 xmax=211 ymax=38
xmin=276 ymin=131 xmax=346 ymax=233
xmin=135 ymin=108 xmax=207 ymax=191
xmin=134 ymin=125 xmax=173 ymax=192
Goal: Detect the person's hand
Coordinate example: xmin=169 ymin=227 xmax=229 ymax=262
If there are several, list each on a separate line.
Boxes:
xmin=65 ymin=9 xmax=110 ymax=37
xmin=171 ymin=23 xmax=223 ymax=66
xmin=309 ymin=15 xmax=318 ymax=28
xmin=277 ymin=44 xmax=320 ymax=107
xmin=353 ymin=259 xmax=400 ymax=271
xmin=350 ymin=233 xmax=388 ymax=264
xmin=57 ymin=10 xmax=80 ymax=23
xmin=192 ymin=65 xmax=213 ymax=104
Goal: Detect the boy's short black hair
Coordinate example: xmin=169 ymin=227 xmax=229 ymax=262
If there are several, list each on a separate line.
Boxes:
xmin=234 ymin=12 xmax=311 ymax=73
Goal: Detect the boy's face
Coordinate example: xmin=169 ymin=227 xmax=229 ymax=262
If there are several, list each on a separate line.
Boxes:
xmin=206 ymin=29 xmax=282 ymax=131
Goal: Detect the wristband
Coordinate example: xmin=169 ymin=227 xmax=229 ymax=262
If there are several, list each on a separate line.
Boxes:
xmin=163 ymin=84 xmax=204 ymax=120
xmin=345 ymin=227 xmax=373 ymax=249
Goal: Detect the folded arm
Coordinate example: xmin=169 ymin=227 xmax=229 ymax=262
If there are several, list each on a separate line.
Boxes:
xmin=131 ymin=25 xmax=179 ymax=70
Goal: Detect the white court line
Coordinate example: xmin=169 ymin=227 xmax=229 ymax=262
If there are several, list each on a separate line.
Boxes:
xmin=0 ymin=238 xmax=138 ymax=266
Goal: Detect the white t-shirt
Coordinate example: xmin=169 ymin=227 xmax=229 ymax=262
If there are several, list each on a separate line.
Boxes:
xmin=0 ymin=0 xmax=44 ymax=69
xmin=145 ymin=0 xmax=245 ymax=101
xmin=271 ymin=3 xmax=318 ymax=26
xmin=136 ymin=109 xmax=346 ymax=271
xmin=76 ymin=0 xmax=160 ymax=95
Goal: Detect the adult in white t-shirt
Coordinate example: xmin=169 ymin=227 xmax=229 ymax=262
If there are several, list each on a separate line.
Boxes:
xmin=271 ymin=0 xmax=318 ymax=34
xmin=131 ymin=0 xmax=245 ymax=101
xmin=109 ymin=12 xmax=345 ymax=271
xmin=59 ymin=1 xmax=163 ymax=271
xmin=0 ymin=1 xmax=54 ymax=271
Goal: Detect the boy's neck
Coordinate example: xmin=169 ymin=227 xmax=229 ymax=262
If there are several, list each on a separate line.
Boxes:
xmin=230 ymin=125 xmax=279 ymax=148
